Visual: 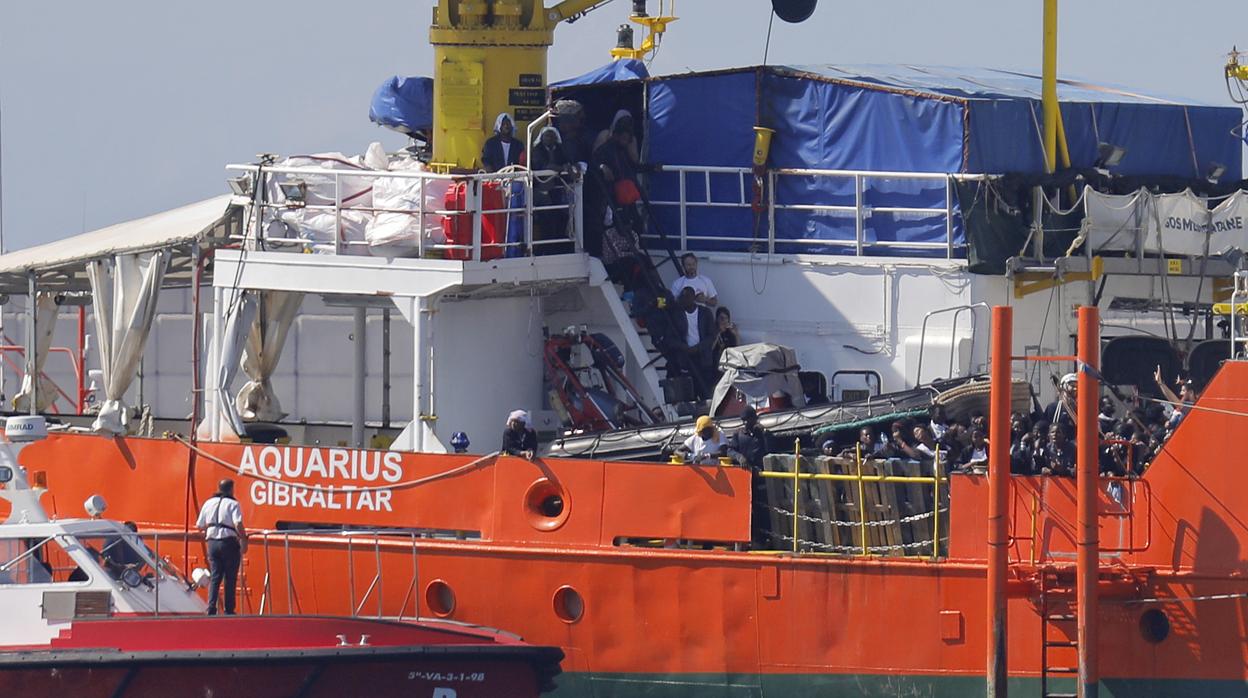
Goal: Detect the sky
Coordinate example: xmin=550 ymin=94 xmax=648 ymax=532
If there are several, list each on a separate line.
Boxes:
xmin=0 ymin=0 xmax=1244 ymax=252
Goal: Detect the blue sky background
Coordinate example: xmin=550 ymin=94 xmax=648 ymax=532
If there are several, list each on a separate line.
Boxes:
xmin=0 ymin=0 xmax=1242 ymax=250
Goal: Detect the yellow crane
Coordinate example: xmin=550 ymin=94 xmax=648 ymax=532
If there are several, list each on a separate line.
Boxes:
xmin=429 ymin=0 xmax=677 ymax=170
xmin=427 ymin=0 xmax=815 ymax=170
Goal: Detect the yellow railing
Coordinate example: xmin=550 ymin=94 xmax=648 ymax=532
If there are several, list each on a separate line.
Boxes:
xmin=759 ymin=441 xmax=949 ymax=559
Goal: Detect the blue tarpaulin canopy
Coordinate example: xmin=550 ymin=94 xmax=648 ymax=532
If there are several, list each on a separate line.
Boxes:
xmin=369 ymin=75 xmax=434 ymax=136
xmin=552 ymin=59 xmax=649 ymax=87
xmin=643 ymin=63 xmax=1241 ymax=179
xmin=556 ymin=63 xmax=1242 ymax=255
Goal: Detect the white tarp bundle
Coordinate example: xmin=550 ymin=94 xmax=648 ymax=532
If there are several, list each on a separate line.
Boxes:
xmin=236 ymin=290 xmax=302 ymax=422
xmin=1081 ymin=186 xmax=1248 ymax=256
xmin=12 ymin=293 xmax=60 ymax=413
xmin=364 ymin=154 xmax=450 ymax=256
xmin=710 ymin=343 xmax=808 ymax=417
xmin=264 ymin=144 xmax=457 ymax=257
xmin=87 ymin=251 xmax=169 ymax=434
xmin=265 ymin=143 xmax=388 ymax=254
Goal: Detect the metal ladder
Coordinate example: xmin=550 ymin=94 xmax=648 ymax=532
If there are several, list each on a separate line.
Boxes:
xmin=1039 ymin=566 xmax=1079 ymax=698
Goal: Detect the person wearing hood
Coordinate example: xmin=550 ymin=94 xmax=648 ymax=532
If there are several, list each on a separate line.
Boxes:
xmin=530 ymin=126 xmax=573 ymax=253
xmin=502 ymin=409 xmax=538 ymax=459
xmin=481 ymin=112 xmax=525 ymax=172
xmin=555 ymin=99 xmax=604 ymax=256
xmin=593 ymin=110 xmax=661 ymax=261
xmin=593 ymin=109 xmax=641 ymax=163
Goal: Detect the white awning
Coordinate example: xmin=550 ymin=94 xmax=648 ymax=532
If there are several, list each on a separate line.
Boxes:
xmin=0 ymin=195 xmax=242 ymax=294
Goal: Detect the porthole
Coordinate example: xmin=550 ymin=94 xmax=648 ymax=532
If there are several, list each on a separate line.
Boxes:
xmin=553 ymin=585 xmax=584 ymax=624
xmin=1139 ymin=608 xmax=1170 ymax=644
xmin=524 ymin=478 xmax=571 ymax=531
xmin=425 ymin=579 xmax=456 ymax=617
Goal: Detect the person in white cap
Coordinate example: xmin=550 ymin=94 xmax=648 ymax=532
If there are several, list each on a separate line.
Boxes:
xmin=502 ymin=409 xmax=538 ymax=459
xmin=1042 ymin=372 xmax=1079 ymax=432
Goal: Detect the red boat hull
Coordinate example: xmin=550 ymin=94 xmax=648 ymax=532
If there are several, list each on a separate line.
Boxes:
xmin=0 ymin=616 xmax=561 ymax=698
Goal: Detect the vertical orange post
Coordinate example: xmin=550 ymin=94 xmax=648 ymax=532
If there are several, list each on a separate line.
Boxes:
xmin=987 ymin=305 xmax=1012 ymax=698
xmin=1076 ymin=305 xmax=1100 ymax=697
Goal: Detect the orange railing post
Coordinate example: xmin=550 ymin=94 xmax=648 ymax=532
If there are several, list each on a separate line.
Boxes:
xmin=1076 ymin=305 xmax=1100 ymax=697
xmin=987 ymin=305 xmax=1012 ymax=698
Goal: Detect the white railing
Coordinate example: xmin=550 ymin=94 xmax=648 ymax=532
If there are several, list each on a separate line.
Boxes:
xmin=136 ymin=527 xmax=428 ymax=618
xmin=225 ymin=163 xmax=582 ymax=262
xmin=645 ymin=165 xmax=978 ymax=259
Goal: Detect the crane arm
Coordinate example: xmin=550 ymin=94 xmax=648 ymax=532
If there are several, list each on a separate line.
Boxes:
xmin=545 ymin=0 xmax=617 ymax=25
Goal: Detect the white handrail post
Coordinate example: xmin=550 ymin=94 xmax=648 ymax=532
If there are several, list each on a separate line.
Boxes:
xmin=768 ymin=170 xmax=777 ymax=255
xmin=945 ymin=176 xmax=955 ymax=259
xmin=525 ymin=174 xmax=534 ymax=256
xmin=678 ymin=171 xmax=688 ymax=252
xmin=854 ymin=173 xmax=864 ymax=256
xmin=572 ymin=178 xmax=584 ymax=252
xmin=417 ymin=171 xmax=426 ymax=258
xmin=470 ymin=179 xmax=483 ymax=261
xmin=334 ymin=173 xmax=343 ymax=255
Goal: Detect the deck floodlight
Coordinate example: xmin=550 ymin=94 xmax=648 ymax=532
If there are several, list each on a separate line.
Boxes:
xmin=226 ymin=174 xmax=252 ymax=197
xmin=1207 ymin=162 xmax=1227 ymax=183
xmin=279 ymin=179 xmax=308 ymax=207
xmin=1095 ymin=143 xmax=1127 ymax=172
xmin=84 ymin=494 xmax=107 ymax=518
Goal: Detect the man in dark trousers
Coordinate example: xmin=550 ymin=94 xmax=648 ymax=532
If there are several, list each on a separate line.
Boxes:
xmin=661 ymin=287 xmax=717 ymax=399
xmin=728 ymin=406 xmax=772 ymax=548
xmin=195 ymin=479 xmax=245 ymax=615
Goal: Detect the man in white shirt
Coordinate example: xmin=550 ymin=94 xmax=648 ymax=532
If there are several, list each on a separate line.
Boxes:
xmin=195 ymin=479 xmax=246 ymax=615
xmin=663 ymin=287 xmax=717 ymax=399
xmin=670 ymin=253 xmax=718 ymax=307
xmin=677 ymin=415 xmax=728 ymax=464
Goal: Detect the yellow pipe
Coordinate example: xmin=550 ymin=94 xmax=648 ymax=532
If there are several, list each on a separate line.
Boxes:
xmin=792 ymin=438 xmax=801 ymax=553
xmin=760 ymin=472 xmax=948 ymax=484
xmin=1042 ymin=0 xmax=1059 ymax=173
xmin=855 ymin=444 xmax=868 ymax=555
xmin=1055 ymin=106 xmax=1072 ymax=169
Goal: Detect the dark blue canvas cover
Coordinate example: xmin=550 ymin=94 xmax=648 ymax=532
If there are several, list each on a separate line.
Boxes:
xmin=369 ymin=75 xmax=434 ymax=136
xmin=552 ymin=59 xmax=649 ymax=87
xmin=627 ymin=65 xmax=1241 ymax=255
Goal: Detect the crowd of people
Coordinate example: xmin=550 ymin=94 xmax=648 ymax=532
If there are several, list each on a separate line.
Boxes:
xmin=817 ymin=369 xmax=1197 ymax=477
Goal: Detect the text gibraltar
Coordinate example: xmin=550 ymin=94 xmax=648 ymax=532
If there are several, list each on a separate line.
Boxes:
xmin=237 ymin=446 xmax=402 ymax=512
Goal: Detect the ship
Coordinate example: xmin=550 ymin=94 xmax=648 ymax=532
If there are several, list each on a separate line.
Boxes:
xmin=0 ymin=0 xmax=1245 ymax=695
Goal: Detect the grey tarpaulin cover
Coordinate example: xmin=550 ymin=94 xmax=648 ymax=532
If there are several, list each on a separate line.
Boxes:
xmin=710 ymin=343 xmax=807 ymax=417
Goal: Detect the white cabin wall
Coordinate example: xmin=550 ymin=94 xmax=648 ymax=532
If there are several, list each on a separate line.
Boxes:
xmin=429 ymin=295 xmax=544 ymax=451
xmin=688 ymin=256 xmax=982 ymax=397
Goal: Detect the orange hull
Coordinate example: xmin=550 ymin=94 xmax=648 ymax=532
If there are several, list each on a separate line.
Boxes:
xmin=15 ymin=363 xmax=1248 ymax=694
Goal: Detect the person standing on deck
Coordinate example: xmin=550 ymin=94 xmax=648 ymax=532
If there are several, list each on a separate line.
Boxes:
xmin=502 ymin=410 xmax=538 ymax=460
xmin=195 ymin=479 xmax=245 ymax=615
xmin=481 ymin=112 xmax=524 ymax=172
xmin=670 ymin=253 xmax=719 ymax=308
xmin=728 ymin=407 xmax=772 ymax=548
